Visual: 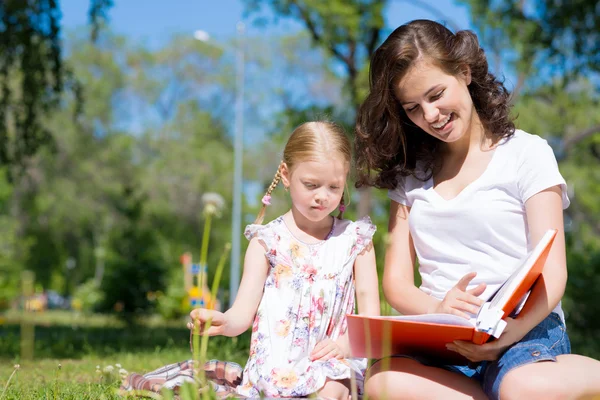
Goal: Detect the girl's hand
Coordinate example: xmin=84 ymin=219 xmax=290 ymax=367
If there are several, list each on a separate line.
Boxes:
xmin=310 ymin=338 xmax=345 ymax=361
xmin=188 ymin=308 xmax=227 ymax=336
xmin=432 ymin=272 xmax=486 ymax=319
xmin=446 ymin=317 xmax=528 ymax=362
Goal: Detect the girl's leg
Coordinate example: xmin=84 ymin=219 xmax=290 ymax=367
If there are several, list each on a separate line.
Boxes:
xmin=318 ymin=378 xmax=351 ymax=400
xmin=365 ymin=358 xmax=487 ymax=400
xmin=499 ymin=354 xmax=600 ymax=400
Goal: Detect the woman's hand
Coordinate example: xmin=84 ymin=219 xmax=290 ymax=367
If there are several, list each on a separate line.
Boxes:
xmin=446 ymin=317 xmax=528 ymax=362
xmin=188 ymin=308 xmax=228 ymax=336
xmin=431 ymin=272 xmax=486 ymax=319
xmin=310 ymin=338 xmax=345 ymax=361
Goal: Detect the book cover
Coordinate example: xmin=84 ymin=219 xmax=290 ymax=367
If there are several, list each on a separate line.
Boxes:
xmin=347 ymin=229 xmax=558 ymax=364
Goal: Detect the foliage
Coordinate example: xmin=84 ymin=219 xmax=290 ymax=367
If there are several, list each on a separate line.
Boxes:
xmin=242 ymin=0 xmax=388 ymax=217
xmin=0 ymin=0 xmax=113 ymax=179
xmin=99 ymin=183 xmax=168 ymax=318
xmin=243 ymin=0 xmax=385 ymax=112
xmin=0 ymin=168 xmax=25 ymax=309
xmin=458 ymin=0 xmax=600 ymax=82
xmin=71 ymin=279 xmax=105 ymax=314
xmin=563 ymin=238 xmax=600 ymax=359
xmin=512 ymin=79 xmax=600 ymax=358
xmin=0 ymin=29 xmax=237 ymax=316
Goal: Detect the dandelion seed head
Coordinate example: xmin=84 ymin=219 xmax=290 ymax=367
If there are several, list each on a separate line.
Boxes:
xmin=202 ymin=192 xmax=225 ymax=216
xmin=14 ymin=364 xmax=20 ymax=370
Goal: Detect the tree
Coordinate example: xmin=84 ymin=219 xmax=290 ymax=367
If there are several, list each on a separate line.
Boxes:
xmin=100 ymin=181 xmax=167 ymax=318
xmin=458 ymin=0 xmax=599 ymax=80
xmin=243 ymin=0 xmax=387 ymax=216
xmin=0 ymin=0 xmax=112 ymax=179
xmin=457 ymin=0 xmax=600 ymax=142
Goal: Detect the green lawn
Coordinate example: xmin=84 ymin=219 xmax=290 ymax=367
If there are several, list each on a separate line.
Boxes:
xmin=0 ymin=311 xmax=250 ymax=399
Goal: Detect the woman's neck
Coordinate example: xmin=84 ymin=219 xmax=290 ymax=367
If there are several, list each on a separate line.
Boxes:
xmin=442 ymin=109 xmax=490 ymax=159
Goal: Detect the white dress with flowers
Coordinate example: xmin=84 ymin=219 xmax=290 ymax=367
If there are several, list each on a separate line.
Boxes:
xmin=235 ymin=215 xmax=376 ymax=398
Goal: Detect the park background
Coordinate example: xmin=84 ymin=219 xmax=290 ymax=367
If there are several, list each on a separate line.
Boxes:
xmin=1 ymin=0 xmax=599 ymax=398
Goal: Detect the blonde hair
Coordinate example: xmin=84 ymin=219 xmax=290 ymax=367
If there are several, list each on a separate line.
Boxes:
xmin=254 ymin=121 xmax=351 ymax=224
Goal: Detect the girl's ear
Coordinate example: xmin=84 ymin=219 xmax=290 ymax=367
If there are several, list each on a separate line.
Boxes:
xmin=280 ymin=163 xmax=290 ymax=188
xmin=461 ymin=65 xmax=472 ymax=85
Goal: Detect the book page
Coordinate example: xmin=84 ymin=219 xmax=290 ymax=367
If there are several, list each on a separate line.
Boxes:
xmin=376 ymin=313 xmax=475 ymax=328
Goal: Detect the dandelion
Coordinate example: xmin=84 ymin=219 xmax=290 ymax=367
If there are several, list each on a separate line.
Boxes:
xmin=103 ymin=365 xmax=114 ymax=373
xmin=119 ymin=368 xmax=128 ymax=377
xmin=201 ymin=192 xmax=225 ymax=217
xmin=115 ymin=363 xmax=122 ymax=369
xmin=58 ymin=363 xmax=62 ymax=370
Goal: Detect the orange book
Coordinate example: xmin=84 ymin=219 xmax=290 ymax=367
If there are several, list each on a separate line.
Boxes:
xmin=347 ymin=229 xmax=558 ymax=365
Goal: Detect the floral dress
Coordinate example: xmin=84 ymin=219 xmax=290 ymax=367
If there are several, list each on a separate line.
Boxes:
xmin=235 ymin=215 xmax=376 ymax=398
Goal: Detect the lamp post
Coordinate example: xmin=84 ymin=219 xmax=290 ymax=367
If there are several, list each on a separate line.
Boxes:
xmin=230 ymin=22 xmax=245 ymax=307
xmin=194 ymin=23 xmax=245 ymax=308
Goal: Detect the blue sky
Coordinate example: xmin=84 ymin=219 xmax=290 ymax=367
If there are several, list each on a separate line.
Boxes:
xmin=61 ymin=0 xmax=473 ymax=47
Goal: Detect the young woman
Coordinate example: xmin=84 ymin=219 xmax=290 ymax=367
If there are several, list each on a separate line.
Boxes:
xmin=354 ymin=19 xmax=600 ymax=400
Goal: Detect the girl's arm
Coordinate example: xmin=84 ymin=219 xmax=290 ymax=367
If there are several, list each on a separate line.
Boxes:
xmin=191 ymin=237 xmax=269 ymax=337
xmin=222 ymin=237 xmax=270 ymax=336
xmin=511 ymin=185 xmax=567 ymax=336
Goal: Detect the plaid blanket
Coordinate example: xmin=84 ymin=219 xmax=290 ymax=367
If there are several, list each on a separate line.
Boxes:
xmin=119 ymin=359 xmax=244 ymax=398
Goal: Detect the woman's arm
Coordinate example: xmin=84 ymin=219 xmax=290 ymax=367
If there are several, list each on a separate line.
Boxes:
xmin=513 ymin=185 xmax=567 ymax=333
xmin=354 ymin=240 xmax=381 ymax=316
xmin=383 ymin=200 xmax=437 ymax=314
xmin=447 ymin=186 xmax=568 ymax=362
xmin=384 ymin=201 xmax=485 ymax=317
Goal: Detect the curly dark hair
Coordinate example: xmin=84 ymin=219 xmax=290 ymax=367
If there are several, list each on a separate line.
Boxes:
xmin=355 ymin=19 xmax=515 ymax=190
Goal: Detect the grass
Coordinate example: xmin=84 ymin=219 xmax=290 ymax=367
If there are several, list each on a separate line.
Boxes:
xmin=0 ymin=311 xmax=250 ymax=399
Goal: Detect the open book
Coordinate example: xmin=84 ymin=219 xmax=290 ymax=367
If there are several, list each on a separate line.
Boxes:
xmin=347 ymin=228 xmax=558 ymax=364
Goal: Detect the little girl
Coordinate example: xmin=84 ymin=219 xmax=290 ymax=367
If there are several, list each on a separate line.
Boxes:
xmin=121 ymin=121 xmax=380 ymax=399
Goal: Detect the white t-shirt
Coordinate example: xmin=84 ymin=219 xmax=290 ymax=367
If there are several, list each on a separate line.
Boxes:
xmin=388 ymin=129 xmax=569 ymax=320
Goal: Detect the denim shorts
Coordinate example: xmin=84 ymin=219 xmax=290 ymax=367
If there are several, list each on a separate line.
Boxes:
xmin=391 ymin=312 xmax=571 ymax=400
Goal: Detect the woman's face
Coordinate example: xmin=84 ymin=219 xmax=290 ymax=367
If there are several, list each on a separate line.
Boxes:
xmin=394 ymin=61 xmax=475 ymax=144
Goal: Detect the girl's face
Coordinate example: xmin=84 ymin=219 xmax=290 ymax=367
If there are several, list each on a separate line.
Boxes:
xmin=281 ymin=157 xmax=348 ymax=223
xmin=395 ymin=61 xmax=475 ymax=144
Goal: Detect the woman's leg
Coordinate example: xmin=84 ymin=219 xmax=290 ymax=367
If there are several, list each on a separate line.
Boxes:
xmin=318 ymin=378 xmax=351 ymax=400
xmin=499 ymin=354 xmax=600 ymax=400
xmin=365 ymin=358 xmax=487 ymax=400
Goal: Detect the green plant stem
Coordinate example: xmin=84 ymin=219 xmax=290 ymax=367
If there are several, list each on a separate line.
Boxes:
xmin=200 ymin=212 xmax=212 ymax=266
xmin=198 ymin=243 xmax=231 ymax=400
xmin=200 ymin=243 xmax=231 ymax=360
xmin=1 ymin=366 xmax=19 ymax=400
